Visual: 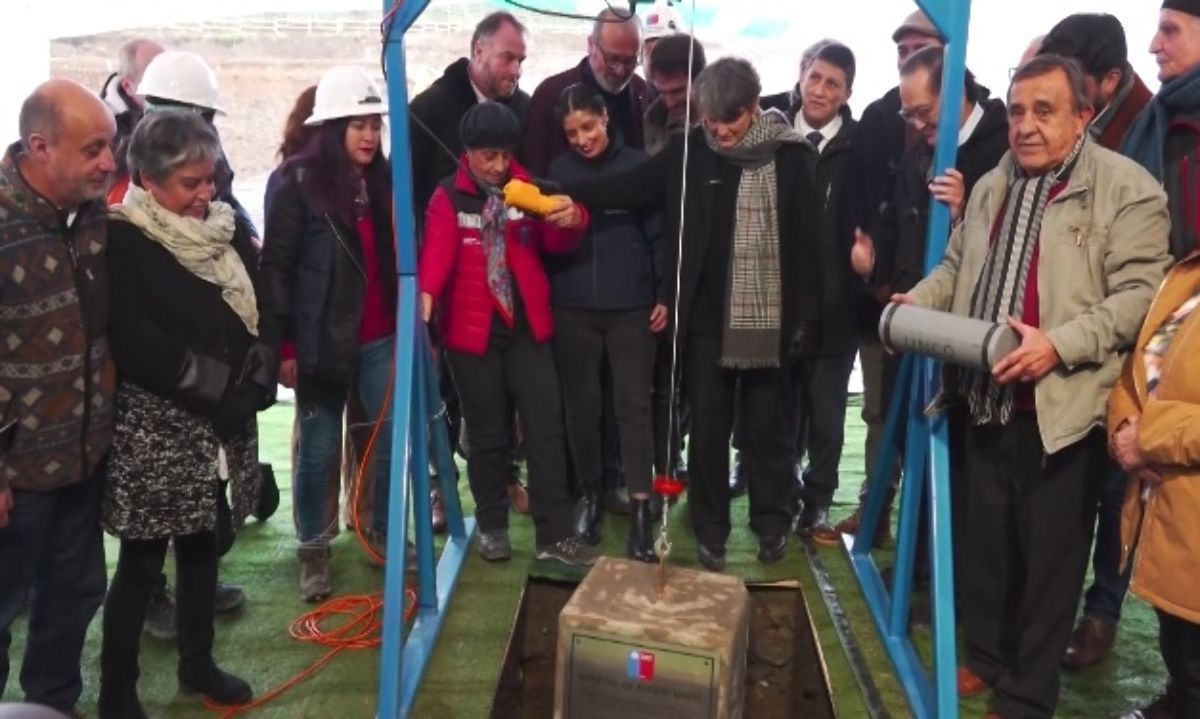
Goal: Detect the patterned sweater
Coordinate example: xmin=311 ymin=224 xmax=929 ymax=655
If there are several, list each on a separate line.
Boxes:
xmin=0 ymin=142 xmax=114 ymax=493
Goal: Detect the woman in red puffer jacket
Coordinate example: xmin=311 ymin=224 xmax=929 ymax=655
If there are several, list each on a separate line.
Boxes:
xmin=419 ymin=101 xmax=597 ymax=568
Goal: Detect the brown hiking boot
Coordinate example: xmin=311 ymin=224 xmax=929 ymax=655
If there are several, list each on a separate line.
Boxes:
xmin=431 ymin=489 xmax=447 ymax=534
xmin=298 ymin=545 xmax=332 ymax=603
xmin=507 ymin=480 xmax=530 ymax=515
xmin=812 ymin=505 xmax=892 ymax=548
xmin=1062 ymin=615 xmax=1117 ymax=670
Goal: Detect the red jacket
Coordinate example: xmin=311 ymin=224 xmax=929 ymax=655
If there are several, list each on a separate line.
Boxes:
xmin=419 ymin=159 xmax=587 ymax=356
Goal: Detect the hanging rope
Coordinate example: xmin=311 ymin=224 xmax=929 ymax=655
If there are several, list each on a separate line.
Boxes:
xmin=652 ymin=0 xmax=698 ymax=597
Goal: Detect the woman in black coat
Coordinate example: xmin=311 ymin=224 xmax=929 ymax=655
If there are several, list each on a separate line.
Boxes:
xmin=100 ymin=110 xmax=276 ymax=717
xmin=546 ymin=84 xmax=666 ymax=561
xmin=562 ymin=57 xmax=823 ymax=571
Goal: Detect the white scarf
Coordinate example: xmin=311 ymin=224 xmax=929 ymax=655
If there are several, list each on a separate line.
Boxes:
xmin=112 ymin=185 xmax=259 ymax=336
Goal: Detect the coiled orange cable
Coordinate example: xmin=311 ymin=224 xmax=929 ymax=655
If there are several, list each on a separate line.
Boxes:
xmin=206 ymin=365 xmax=420 ymax=717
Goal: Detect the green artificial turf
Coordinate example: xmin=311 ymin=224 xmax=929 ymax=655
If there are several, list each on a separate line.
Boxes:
xmin=5 ymin=397 xmax=1170 ymax=717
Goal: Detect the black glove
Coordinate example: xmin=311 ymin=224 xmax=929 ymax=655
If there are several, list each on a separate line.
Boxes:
xmin=532 ymin=178 xmax=564 ymax=195
xmin=786 ymin=320 xmax=822 ymax=361
xmin=238 ymin=342 xmax=278 ymax=410
xmin=211 ymin=382 xmax=265 ymax=442
xmin=177 ymin=352 xmax=232 ymax=410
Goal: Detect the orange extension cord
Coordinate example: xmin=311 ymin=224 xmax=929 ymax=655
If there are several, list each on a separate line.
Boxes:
xmin=205 ymin=369 xmax=419 ymax=717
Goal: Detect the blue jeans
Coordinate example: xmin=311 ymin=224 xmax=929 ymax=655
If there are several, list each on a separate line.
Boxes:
xmin=1082 ymin=464 xmax=1133 ymax=624
xmin=294 ymin=337 xmax=394 ymax=545
xmin=0 ymin=463 xmax=107 ymax=712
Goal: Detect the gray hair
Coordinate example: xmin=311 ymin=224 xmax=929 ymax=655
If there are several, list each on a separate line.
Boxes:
xmin=801 ymin=38 xmax=839 ymax=71
xmin=118 ymin=38 xmax=160 ymax=83
xmin=18 ymin=91 xmax=60 ymax=146
xmin=591 ymin=7 xmax=642 ymax=43
xmin=127 ymin=109 xmax=222 ymax=185
xmin=693 ymin=57 xmax=761 ymax=123
xmin=1009 ymin=53 xmax=1091 ymax=114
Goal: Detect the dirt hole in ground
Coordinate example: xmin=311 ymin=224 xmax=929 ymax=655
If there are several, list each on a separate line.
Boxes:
xmin=491 ymin=578 xmax=835 ymax=719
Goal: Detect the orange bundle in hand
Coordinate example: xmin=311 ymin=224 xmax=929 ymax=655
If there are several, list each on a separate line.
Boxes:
xmin=503 ymin=179 xmax=559 ymax=216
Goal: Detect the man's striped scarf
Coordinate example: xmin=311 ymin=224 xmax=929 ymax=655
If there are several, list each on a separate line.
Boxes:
xmin=960 ymin=137 xmax=1084 ymax=425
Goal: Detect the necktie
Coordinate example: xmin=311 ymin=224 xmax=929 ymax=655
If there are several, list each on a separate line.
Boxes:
xmin=806 ymin=131 xmax=824 ymax=152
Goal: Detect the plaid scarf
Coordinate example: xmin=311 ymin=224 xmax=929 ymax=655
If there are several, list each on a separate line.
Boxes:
xmin=706 ymin=109 xmax=805 ymax=368
xmin=481 ymin=191 xmax=515 ymax=325
xmin=960 ymin=137 xmax=1084 ymax=424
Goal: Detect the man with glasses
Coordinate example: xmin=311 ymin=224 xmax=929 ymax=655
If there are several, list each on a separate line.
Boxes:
xmin=832 ymin=10 xmax=943 ymax=545
xmin=843 ymin=46 xmax=1008 ymax=555
xmin=522 ymin=7 xmax=649 ymax=176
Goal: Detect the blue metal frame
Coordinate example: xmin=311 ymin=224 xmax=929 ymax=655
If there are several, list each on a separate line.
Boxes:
xmin=377 ymin=1 xmax=477 ymax=717
xmin=845 ymin=1 xmax=972 ymax=717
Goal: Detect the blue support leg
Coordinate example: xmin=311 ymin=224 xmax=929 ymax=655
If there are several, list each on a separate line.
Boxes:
xmin=377 ymin=0 xmax=476 ymax=716
xmin=841 ymin=1 xmax=972 ymax=716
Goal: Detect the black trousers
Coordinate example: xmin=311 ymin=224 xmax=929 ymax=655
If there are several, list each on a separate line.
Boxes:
xmin=0 ymin=464 xmax=107 ymax=712
xmin=794 ymin=348 xmax=858 ymax=508
xmin=1159 ymin=609 xmax=1200 ymax=716
xmin=553 ymin=308 xmax=656 ymax=496
xmin=684 ymin=335 xmax=794 ymax=546
xmin=101 ymin=531 xmax=218 ymax=688
xmin=447 ymin=317 xmax=573 ymax=546
xmin=961 ymin=416 xmax=1103 ymax=718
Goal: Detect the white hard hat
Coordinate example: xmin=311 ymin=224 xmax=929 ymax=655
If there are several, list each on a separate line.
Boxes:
xmin=137 ymin=50 xmax=225 ymax=114
xmin=643 ymin=0 xmax=683 ymax=40
xmin=305 ymin=66 xmax=389 ymax=126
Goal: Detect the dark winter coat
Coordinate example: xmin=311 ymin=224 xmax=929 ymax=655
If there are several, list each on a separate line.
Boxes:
xmin=560 ymin=126 xmax=823 ymax=361
xmin=522 ymin=58 xmax=650 ymax=177
xmin=260 ymin=163 xmax=397 ymax=392
xmin=409 ymin=58 xmax=532 ymax=227
xmin=800 ymin=107 xmax=863 ymax=355
xmin=872 ymin=97 xmax=1010 ymax=294
xmin=104 ymin=216 xmax=272 ymax=539
xmin=545 ymin=139 xmax=663 ymax=311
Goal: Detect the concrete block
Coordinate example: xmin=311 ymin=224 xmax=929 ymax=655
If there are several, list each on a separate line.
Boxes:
xmin=554 ymin=557 xmax=749 ymax=719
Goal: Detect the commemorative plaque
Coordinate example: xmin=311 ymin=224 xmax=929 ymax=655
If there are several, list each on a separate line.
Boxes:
xmin=554 ymin=558 xmax=749 ymax=719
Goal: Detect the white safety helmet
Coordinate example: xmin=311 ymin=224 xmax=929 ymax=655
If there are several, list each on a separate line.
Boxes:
xmin=305 ymin=66 xmax=389 ymax=126
xmin=643 ymin=0 xmax=683 ymax=40
xmin=137 ymin=50 xmax=225 ymax=114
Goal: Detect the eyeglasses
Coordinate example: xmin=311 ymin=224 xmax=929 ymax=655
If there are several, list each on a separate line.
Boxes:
xmin=596 ymin=44 xmax=640 ymax=73
xmin=898 ymin=104 xmax=936 ymax=125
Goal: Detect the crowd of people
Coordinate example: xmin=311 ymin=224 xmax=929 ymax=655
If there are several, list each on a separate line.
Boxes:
xmin=2 ymin=1 xmax=1200 ymax=718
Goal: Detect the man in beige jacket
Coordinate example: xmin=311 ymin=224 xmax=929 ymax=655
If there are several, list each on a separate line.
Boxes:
xmin=900 ymin=55 xmax=1171 ymax=718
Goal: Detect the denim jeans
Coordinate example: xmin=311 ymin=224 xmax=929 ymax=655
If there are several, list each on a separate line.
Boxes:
xmin=1082 ymin=464 xmax=1133 ymax=624
xmin=294 ymin=337 xmax=394 ymax=545
xmin=0 ymin=463 xmax=107 ymax=712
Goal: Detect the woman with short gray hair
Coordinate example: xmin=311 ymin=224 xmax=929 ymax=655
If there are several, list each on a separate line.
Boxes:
xmin=562 ymin=56 xmax=823 ymax=572
xmin=98 ymin=109 xmax=275 ymax=716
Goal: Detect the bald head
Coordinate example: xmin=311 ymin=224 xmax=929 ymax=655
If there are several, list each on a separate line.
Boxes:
xmin=20 ymin=79 xmax=112 ymax=146
xmin=588 ymin=8 xmax=642 ymax=94
xmin=18 ymin=80 xmax=116 ymax=208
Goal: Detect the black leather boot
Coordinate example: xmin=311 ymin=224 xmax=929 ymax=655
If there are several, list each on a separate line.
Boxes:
xmin=574 ymin=492 xmax=603 ymax=546
xmin=98 ymin=682 xmax=148 ymax=719
xmin=626 ymin=498 xmax=659 ymax=563
xmin=176 ymin=533 xmax=253 ymax=706
xmin=178 ymin=658 xmax=253 ymax=705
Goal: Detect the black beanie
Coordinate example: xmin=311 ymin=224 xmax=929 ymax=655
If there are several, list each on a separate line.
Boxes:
xmin=459 ymin=101 xmax=522 ymax=151
xmin=1164 ymin=0 xmax=1200 ymax=18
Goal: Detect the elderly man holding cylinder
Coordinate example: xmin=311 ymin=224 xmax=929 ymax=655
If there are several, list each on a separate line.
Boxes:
xmin=897 ymin=54 xmax=1171 ymax=718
